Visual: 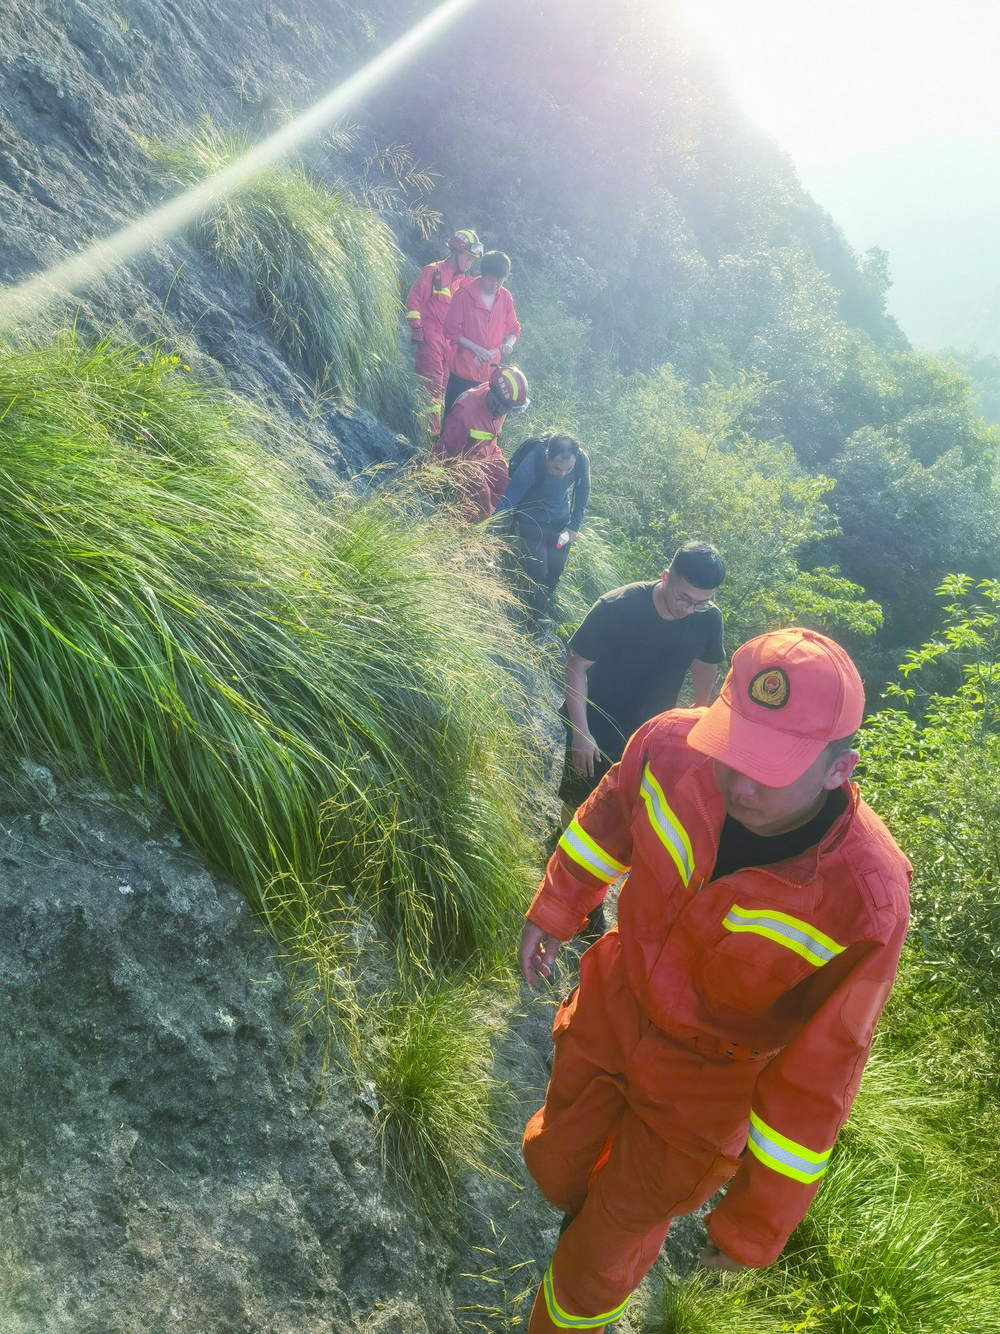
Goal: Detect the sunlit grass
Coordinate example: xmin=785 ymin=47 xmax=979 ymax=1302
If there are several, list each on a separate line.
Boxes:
xmin=0 ymin=330 xmax=542 ymax=979
xmin=143 ymin=118 xmax=420 ymax=434
xmin=358 ymin=975 xmax=513 ymax=1222
xmin=651 ymin=1144 xmax=1000 ymax=1334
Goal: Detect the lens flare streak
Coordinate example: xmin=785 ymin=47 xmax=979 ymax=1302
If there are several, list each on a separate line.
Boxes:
xmin=0 ymin=0 xmax=477 ymax=332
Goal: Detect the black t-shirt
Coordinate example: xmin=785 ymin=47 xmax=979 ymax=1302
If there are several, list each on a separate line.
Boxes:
xmin=568 ymin=581 xmax=725 ymax=760
xmin=711 ymin=787 xmax=849 ymax=881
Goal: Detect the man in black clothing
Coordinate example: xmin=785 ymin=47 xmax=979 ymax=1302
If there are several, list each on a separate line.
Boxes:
xmin=559 ymin=541 xmax=726 ymax=811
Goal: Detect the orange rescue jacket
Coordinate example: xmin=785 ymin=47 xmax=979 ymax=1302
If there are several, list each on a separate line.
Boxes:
xmin=431 ymin=384 xmax=509 ymax=522
xmin=405 ymin=257 xmax=469 ymax=342
xmin=443 ymin=279 xmax=520 ymax=382
xmin=529 ymin=709 xmax=911 ymax=1267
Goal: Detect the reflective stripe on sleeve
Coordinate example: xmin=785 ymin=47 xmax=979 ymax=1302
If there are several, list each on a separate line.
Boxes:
xmin=405 ymin=309 xmax=421 ymax=320
xmin=639 ymin=763 xmax=694 ymax=885
xmin=723 ymin=903 xmax=846 ymax=966
xmin=558 ymin=819 xmax=629 ymax=883
xmin=469 ymin=429 xmax=494 ymax=440
xmin=543 ymin=1261 xmax=631 ymax=1329
xmin=747 ymin=1109 xmax=832 ymax=1183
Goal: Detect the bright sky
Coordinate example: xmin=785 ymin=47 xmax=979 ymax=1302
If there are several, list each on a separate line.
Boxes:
xmin=672 ymin=0 xmax=1000 ymax=166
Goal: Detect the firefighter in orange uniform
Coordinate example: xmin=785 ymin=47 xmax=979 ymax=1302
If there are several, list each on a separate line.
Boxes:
xmin=431 ymin=365 xmax=529 ymax=523
xmin=519 ymin=628 xmax=911 ymax=1334
xmin=442 ymin=249 xmax=521 ymax=419
xmin=405 ymin=229 xmax=482 ymax=434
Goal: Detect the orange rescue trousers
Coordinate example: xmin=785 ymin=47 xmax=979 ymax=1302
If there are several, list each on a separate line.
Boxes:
xmin=413 ymin=333 xmax=451 ymax=435
xmin=522 ymin=941 xmax=745 ymax=1332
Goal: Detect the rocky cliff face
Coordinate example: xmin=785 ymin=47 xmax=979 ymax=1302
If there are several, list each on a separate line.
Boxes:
xmin=1 ymin=767 xmax=471 ymax=1332
xmin=0 ymin=0 xmax=411 ymax=490
xmin=0 ymin=5 xmax=576 ymax=1328
xmin=0 ymin=6 xmax=708 ymax=1328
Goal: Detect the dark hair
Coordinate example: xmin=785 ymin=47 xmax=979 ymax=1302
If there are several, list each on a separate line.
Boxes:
xmin=670 ymin=540 xmax=725 ymax=590
xmin=546 ymin=434 xmax=580 ymax=463
xmin=480 ymin=250 xmax=511 ymax=279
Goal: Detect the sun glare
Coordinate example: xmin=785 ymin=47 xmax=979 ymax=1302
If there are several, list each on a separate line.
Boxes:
xmin=672 ymin=0 xmax=1000 ymax=165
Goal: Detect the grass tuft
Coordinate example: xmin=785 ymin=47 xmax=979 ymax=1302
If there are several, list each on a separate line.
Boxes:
xmin=143 ymin=118 xmax=420 ymax=434
xmin=0 ymin=329 xmax=543 ymax=980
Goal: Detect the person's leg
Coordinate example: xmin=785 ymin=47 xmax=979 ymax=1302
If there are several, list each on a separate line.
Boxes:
xmin=414 ymin=335 xmax=449 ymax=435
xmin=516 ymin=515 xmax=549 ymax=610
xmin=529 ymin=1111 xmax=739 ymax=1334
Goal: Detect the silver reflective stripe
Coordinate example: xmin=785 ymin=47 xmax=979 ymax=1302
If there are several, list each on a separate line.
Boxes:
xmin=559 ymin=820 xmax=629 ymax=883
xmin=747 ymin=1109 xmax=832 ymax=1183
xmin=543 ymin=1261 xmax=632 ymax=1328
xmin=723 ymin=903 xmax=845 ymax=966
xmin=639 ymin=763 xmax=694 ymax=885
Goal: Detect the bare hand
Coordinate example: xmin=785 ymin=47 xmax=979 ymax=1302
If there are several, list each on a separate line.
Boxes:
xmin=473 ymin=343 xmax=496 ymax=363
xmin=520 ymin=920 xmax=561 ymax=985
xmin=699 ymin=1243 xmax=746 ymax=1272
xmin=570 ymin=731 xmax=600 ymax=778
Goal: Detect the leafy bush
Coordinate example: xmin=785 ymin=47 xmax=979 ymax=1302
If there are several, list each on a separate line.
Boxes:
xmin=581 ymin=365 xmax=882 ymax=647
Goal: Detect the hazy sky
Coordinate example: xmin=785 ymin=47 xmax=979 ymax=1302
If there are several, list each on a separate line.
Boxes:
xmin=672 ymin=0 xmax=1000 ymax=166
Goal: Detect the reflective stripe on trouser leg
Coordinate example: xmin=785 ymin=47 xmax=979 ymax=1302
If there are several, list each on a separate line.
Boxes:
xmin=544 ymin=1108 xmax=737 ymax=1330
xmin=544 ymin=1260 xmax=630 ymax=1328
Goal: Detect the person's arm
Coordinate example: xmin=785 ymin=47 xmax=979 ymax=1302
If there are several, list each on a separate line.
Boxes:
xmin=568 ymin=450 xmax=591 ymax=535
xmin=689 ymin=658 xmax=719 ymax=708
xmin=705 ymin=904 xmax=910 ymax=1267
xmin=456 ymin=334 xmax=495 ymax=364
xmin=501 ymin=292 xmax=521 ymax=354
xmin=565 ymin=651 xmax=600 ymax=776
xmin=404 ymin=266 xmax=431 ymax=340
xmin=519 ymin=713 xmax=661 ymax=981
xmin=492 ymin=448 xmax=537 ymax=515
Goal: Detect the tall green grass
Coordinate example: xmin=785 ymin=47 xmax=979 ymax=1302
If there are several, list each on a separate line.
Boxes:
xmin=0 ymin=330 xmax=542 ymax=978
xmin=144 ymin=118 xmax=419 ymax=434
xmin=358 ymin=976 xmax=511 ymax=1222
xmin=651 ymin=1141 xmax=1000 ymax=1334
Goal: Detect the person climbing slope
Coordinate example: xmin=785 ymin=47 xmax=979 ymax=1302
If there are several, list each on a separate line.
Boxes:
xmin=430 ymin=365 xmax=530 ymax=522
xmin=519 ymin=628 xmax=911 ymax=1334
xmin=405 ymin=228 xmax=483 ymax=434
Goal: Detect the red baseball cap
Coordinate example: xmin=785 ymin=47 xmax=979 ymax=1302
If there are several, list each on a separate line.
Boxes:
xmin=687 ymin=628 xmax=864 ymax=786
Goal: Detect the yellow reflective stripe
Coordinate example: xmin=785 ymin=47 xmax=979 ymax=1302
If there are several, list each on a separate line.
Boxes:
xmin=723 ymin=904 xmax=845 ymax=966
xmin=543 ymin=1261 xmax=631 ymax=1329
xmin=433 ymin=286 xmax=453 ymax=297
xmin=405 ymin=309 xmax=421 ymax=320
xmin=747 ymin=1110 xmax=832 ymax=1183
xmin=639 ymin=763 xmax=694 ymax=885
xmin=558 ymin=819 xmax=629 ymax=883
xmin=469 ymin=429 xmax=494 ymax=440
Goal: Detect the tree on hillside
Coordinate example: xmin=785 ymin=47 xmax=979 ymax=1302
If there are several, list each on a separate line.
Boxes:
xmin=829 ymin=428 xmax=1000 ymax=647
xmin=583 ymin=365 xmax=881 ymax=648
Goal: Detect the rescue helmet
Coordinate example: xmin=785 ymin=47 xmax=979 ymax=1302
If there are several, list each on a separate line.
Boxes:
xmin=488 ymin=365 xmax=530 ymax=412
xmin=448 ymin=228 xmax=484 ymax=258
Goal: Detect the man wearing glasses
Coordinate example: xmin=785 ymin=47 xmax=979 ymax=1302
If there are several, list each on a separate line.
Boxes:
xmin=558 ymin=542 xmax=726 ymax=815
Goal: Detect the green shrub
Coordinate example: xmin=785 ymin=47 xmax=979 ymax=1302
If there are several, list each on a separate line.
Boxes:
xmin=361 ymin=976 xmax=510 ymax=1219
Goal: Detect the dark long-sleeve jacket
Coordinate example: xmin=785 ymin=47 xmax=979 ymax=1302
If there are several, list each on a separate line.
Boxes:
xmin=493 ymin=444 xmax=590 ymax=531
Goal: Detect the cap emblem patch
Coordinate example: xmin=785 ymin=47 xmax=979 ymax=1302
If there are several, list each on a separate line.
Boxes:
xmin=748 ymin=666 xmax=790 ymax=710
